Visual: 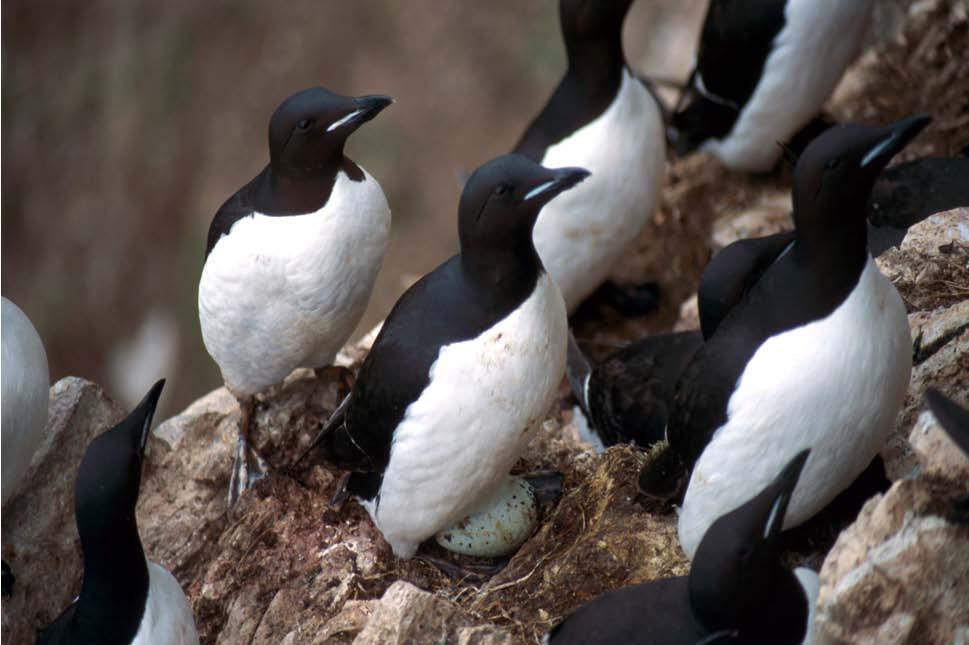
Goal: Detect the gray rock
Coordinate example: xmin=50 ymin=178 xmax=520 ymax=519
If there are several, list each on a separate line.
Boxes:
xmin=884 ymin=324 xmax=969 ymax=480
xmin=138 ymin=386 xmax=236 ymax=583
xmin=817 ymin=478 xmax=969 ymax=644
xmin=455 ymin=624 xmax=516 ymax=644
xmin=353 ymin=581 xmax=475 ymax=645
xmin=875 ymin=208 xmax=969 ymax=313
xmin=1 ymin=377 xmax=124 ymax=644
xmin=709 ymin=192 xmax=792 ymax=251
xmin=137 ymin=367 xmax=351 ymax=586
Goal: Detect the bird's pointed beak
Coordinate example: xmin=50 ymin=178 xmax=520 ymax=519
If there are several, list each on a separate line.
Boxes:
xmin=760 ymin=449 xmax=810 ymax=540
xmin=129 ymin=379 xmax=166 ymax=452
xmin=860 ymin=114 xmax=931 ymax=169
xmin=523 ymin=166 xmax=591 ymax=204
xmin=925 ymin=388 xmax=969 ymax=457
xmin=327 ymin=95 xmax=394 ymax=133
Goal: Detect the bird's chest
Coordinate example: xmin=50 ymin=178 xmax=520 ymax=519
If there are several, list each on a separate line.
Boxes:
xmin=382 ymin=273 xmax=567 ymax=490
xmin=538 ymin=73 xmax=660 ymax=223
xmin=130 ymin=563 xmax=197 ymax=645
xmin=726 ymin=257 xmax=911 ymax=435
xmin=199 ymin=174 xmax=390 ymax=316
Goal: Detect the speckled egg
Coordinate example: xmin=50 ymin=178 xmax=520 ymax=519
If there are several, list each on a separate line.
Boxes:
xmin=435 ymin=477 xmax=539 ymax=557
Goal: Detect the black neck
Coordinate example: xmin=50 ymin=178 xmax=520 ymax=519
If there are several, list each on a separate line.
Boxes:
xmin=74 ymin=516 xmax=148 ymax=642
xmin=460 ymin=237 xmax=543 ymax=307
xmin=565 ymin=36 xmax=625 ymax=98
xmin=792 ymin=196 xmax=869 ymax=285
xmin=254 ymin=156 xmax=363 ymax=216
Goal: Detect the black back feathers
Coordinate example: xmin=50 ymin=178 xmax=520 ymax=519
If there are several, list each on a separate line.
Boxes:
xmin=316 ymin=156 xmax=588 ymax=499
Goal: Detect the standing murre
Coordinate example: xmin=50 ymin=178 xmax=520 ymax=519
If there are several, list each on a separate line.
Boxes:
xmin=655 ymin=115 xmax=929 ymax=559
xmin=302 ymin=154 xmax=588 ymax=559
xmin=198 ymin=87 xmax=393 ymax=507
xmin=547 ymin=451 xmax=817 ymax=644
xmin=670 ymin=0 xmax=874 ymax=172
xmin=38 ymin=380 xmax=199 ymax=645
xmin=513 ymin=0 xmax=666 ymax=314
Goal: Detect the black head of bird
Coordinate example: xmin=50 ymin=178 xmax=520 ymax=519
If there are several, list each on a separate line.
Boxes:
xmin=792 ymin=115 xmax=931 ymax=234
xmin=457 ymin=154 xmax=589 ymax=281
xmin=268 ymin=87 xmax=392 ymax=178
xmin=74 ymin=379 xmax=165 ymax=551
xmin=688 ymin=450 xmax=810 ymax=632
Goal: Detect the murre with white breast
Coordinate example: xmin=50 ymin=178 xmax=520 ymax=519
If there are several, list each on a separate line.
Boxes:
xmin=304 ymin=154 xmax=587 ymax=560
xmin=659 ymin=116 xmax=929 ymax=558
xmin=670 ymin=0 xmax=874 ymax=172
xmin=198 ymin=87 xmax=393 ymax=506
xmin=513 ymin=0 xmax=666 ymax=314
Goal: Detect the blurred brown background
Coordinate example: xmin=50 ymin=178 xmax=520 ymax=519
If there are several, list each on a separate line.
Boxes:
xmin=2 ymin=1 xmax=705 ymax=416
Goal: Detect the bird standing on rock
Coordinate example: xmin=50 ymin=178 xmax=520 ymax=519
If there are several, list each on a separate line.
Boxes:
xmin=38 ymin=380 xmax=199 ymax=645
xmin=198 ymin=87 xmax=393 ymax=507
xmin=670 ymin=0 xmax=874 ymax=172
xmin=305 ymin=154 xmax=588 ymax=560
xmin=658 ymin=115 xmax=929 ymax=559
xmin=548 ymin=451 xmax=817 ymax=644
xmin=513 ymin=0 xmax=666 ymax=314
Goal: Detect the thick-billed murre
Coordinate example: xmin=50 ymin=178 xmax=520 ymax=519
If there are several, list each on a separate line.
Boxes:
xmin=305 ymin=154 xmax=587 ymax=559
xmin=513 ymin=0 xmax=666 ymax=313
xmin=670 ymin=0 xmax=874 ymax=172
xmin=663 ymin=115 xmax=929 ymax=558
xmin=198 ymin=87 xmax=393 ymax=507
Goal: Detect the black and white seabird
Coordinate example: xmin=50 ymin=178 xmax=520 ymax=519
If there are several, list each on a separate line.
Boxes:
xmin=548 ymin=451 xmax=817 ymax=644
xmin=2 ymin=297 xmax=50 ymax=507
xmin=305 ymin=154 xmax=588 ymax=559
xmin=658 ymin=115 xmax=929 ymax=558
xmin=513 ymin=0 xmax=665 ymax=313
xmin=198 ymin=87 xmax=393 ymax=505
xmin=670 ymin=0 xmax=874 ymax=172
xmin=38 ymin=380 xmax=199 ymax=645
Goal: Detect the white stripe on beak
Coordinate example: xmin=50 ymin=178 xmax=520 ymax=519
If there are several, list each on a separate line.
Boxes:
xmin=524 ymin=179 xmax=557 ymax=201
xmin=327 ymin=109 xmax=366 ymax=133
xmin=860 ymin=132 xmax=900 ymax=168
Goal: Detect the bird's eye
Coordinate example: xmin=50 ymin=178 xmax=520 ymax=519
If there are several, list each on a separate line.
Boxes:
xmin=297 ymin=119 xmax=314 ymax=131
xmin=495 ymin=184 xmax=512 ymax=196
xmin=825 ymin=157 xmax=841 ymax=170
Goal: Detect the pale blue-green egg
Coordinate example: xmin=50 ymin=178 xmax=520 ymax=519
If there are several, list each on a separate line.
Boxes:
xmin=435 ymin=477 xmax=539 ymax=557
